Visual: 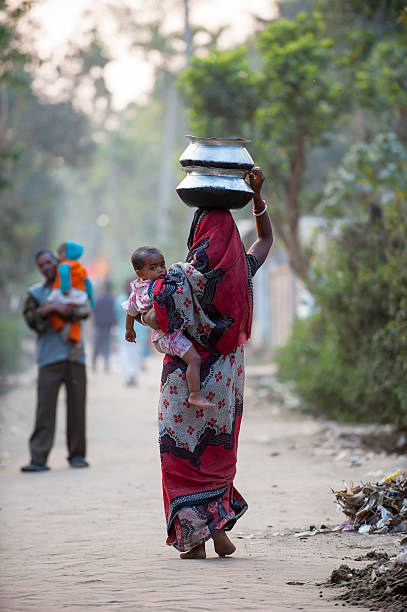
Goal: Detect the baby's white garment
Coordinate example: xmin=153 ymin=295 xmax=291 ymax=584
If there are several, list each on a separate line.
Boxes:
xmin=47 ymin=287 xmax=87 ymax=305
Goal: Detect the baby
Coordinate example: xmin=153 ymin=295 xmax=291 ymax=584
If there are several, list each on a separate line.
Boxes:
xmin=123 ymin=246 xmax=214 ymax=409
xmin=48 ymin=241 xmax=94 ymax=343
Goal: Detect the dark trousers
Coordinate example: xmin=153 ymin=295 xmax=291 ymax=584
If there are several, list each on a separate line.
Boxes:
xmin=29 ymin=361 xmax=86 ymax=465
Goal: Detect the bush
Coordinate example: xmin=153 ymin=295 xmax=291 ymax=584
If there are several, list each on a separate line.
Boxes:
xmin=277 ymin=316 xmax=357 ymax=421
xmin=276 ymin=200 xmax=407 ymax=429
xmin=0 ymin=313 xmax=23 ymax=382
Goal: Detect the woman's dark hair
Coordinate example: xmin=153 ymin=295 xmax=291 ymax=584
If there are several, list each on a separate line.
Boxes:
xmin=131 ymin=246 xmax=161 ymax=271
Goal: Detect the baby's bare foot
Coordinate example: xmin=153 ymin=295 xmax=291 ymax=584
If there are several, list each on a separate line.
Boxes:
xmin=180 ymin=542 xmax=206 ymax=559
xmin=188 ymin=392 xmax=215 ymax=408
xmin=212 ymin=529 xmax=236 ymax=557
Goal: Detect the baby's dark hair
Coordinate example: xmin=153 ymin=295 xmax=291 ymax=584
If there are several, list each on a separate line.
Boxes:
xmin=131 ymin=246 xmax=161 ymax=271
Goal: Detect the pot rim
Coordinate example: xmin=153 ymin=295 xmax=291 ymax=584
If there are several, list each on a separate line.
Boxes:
xmin=186 ymin=135 xmax=251 ymax=147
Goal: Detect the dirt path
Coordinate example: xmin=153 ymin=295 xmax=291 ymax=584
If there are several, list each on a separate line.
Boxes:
xmin=1 ymin=355 xmax=405 ymax=611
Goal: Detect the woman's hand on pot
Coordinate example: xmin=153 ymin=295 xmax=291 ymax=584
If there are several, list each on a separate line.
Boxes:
xmin=248 ymin=167 xmax=265 ymax=196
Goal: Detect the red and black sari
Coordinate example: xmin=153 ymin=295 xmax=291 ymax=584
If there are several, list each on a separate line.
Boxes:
xmin=152 ymin=209 xmax=258 ymax=551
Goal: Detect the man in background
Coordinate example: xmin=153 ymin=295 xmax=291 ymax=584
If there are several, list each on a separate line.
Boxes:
xmin=21 ymin=249 xmax=90 ymax=472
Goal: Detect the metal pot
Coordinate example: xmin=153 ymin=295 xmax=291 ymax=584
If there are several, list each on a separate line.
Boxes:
xmin=179 ymin=135 xmax=254 ymax=170
xmin=176 ymin=136 xmax=255 ymax=210
xmin=176 ymin=167 xmax=254 ymax=210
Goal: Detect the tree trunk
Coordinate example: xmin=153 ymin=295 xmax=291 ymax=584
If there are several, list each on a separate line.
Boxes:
xmin=279 ymin=119 xmax=310 ymax=285
xmin=183 ymin=0 xmax=194 ymax=63
xmin=156 ymin=0 xmax=193 ymax=242
xmin=156 ymin=73 xmax=178 ymax=244
xmin=396 ymin=107 xmax=407 ymax=145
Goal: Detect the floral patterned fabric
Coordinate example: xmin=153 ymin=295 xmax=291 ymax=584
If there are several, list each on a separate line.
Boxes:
xmin=153 ymin=209 xmax=258 ymax=552
xmin=154 ymin=330 xmax=192 ymax=358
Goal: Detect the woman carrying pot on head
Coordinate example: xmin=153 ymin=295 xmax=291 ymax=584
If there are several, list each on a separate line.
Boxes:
xmin=141 ymin=167 xmax=273 ymax=558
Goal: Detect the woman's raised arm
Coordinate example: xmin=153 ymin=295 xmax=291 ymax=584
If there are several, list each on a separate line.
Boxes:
xmin=247 ymin=167 xmax=273 ymax=269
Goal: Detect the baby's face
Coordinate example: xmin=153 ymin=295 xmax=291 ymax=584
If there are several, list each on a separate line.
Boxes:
xmin=138 ymin=252 xmax=167 ymax=281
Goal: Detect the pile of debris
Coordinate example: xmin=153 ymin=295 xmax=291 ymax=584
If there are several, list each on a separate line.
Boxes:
xmin=333 ymin=470 xmax=407 ymax=534
xmin=327 ymin=549 xmax=407 ymax=612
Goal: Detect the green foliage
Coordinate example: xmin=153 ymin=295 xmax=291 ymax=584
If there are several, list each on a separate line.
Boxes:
xmin=311 ymin=0 xmax=406 ymax=27
xmin=278 ymin=129 xmax=407 ymax=427
xmin=322 ymin=132 xmax=407 ymax=218
xmin=53 ymin=99 xmax=192 ymax=282
xmin=277 ymin=315 xmax=354 ymax=419
xmin=0 ymin=313 xmax=23 ymax=377
xmin=255 ymin=12 xmax=345 ymax=191
xmin=0 ymin=0 xmax=96 ymax=380
xmin=369 ymin=37 xmax=407 ymax=109
xmin=179 ymin=12 xmax=344 ymax=179
xmin=0 ymin=0 xmax=33 ymax=88
xmin=258 ymin=12 xmax=342 ymax=140
xmin=179 ymin=12 xmax=346 ymax=282
xmin=0 ymin=2 xmax=95 ymax=312
xmin=178 ymin=47 xmax=259 ymax=137
xmin=277 ymin=203 xmax=407 ymax=427
xmin=306 ymin=0 xmax=407 ymax=142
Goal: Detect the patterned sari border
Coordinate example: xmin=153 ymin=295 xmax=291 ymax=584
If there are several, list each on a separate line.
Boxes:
xmin=167 ymin=486 xmax=228 ymax=533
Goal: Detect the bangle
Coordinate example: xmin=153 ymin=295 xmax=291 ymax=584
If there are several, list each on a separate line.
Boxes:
xmin=253 ymin=203 xmax=268 ymax=217
xmin=140 ymin=313 xmax=147 ymax=326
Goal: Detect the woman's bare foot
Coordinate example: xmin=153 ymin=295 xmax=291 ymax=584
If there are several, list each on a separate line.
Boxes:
xmin=180 ymin=542 xmax=206 ymax=559
xmin=188 ymin=392 xmax=215 ymax=408
xmin=212 ymin=529 xmax=236 ymax=557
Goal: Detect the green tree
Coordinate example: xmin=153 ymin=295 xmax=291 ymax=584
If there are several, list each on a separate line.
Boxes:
xmin=0 ymin=1 xmax=95 ymax=377
xmin=179 ymin=12 xmax=344 ymax=283
xmin=322 ymin=132 xmax=407 ymax=219
xmin=110 ymin=0 xmax=230 ymax=247
xmin=302 ymin=0 xmax=407 ymax=142
xmin=255 ymin=12 xmax=344 ymax=282
xmin=277 ymin=133 xmax=407 ymax=428
xmin=359 ymin=34 xmax=407 ymax=143
xmin=178 ymin=47 xmax=259 ymax=137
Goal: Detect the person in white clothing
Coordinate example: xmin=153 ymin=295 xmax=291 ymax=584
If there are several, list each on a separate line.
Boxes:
xmin=115 ymin=279 xmax=149 ymax=386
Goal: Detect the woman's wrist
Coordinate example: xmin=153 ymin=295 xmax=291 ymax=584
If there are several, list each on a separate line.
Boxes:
xmin=253 ymin=203 xmax=268 ymax=217
xmin=253 ymin=197 xmax=266 ymax=213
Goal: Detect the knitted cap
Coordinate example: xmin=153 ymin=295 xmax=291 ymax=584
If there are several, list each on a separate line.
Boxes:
xmin=65 ymin=241 xmax=84 ymax=260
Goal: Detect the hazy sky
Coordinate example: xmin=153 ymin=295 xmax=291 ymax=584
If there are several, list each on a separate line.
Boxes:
xmin=28 ymin=0 xmax=279 ymax=109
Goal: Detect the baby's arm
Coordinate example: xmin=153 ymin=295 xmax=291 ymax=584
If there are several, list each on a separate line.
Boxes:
xmin=125 ymin=313 xmax=137 ymax=343
xmin=59 ymin=263 xmax=72 ymax=294
xmin=85 ymin=277 xmax=95 ymax=307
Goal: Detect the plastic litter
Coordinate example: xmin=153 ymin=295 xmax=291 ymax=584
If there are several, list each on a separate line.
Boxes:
xmin=333 ymin=470 xmax=407 ymax=534
xmin=384 ymin=468 xmax=401 ymax=482
xmin=293 ymin=525 xmax=341 ymax=538
xmin=390 ymin=547 xmax=407 ymax=564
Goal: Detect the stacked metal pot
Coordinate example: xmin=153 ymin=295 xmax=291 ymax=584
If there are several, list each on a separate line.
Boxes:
xmin=176 ymin=136 xmax=255 ymax=210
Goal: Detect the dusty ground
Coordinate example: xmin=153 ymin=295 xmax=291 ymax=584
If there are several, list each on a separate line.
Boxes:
xmin=0 ymin=354 xmax=406 ymax=611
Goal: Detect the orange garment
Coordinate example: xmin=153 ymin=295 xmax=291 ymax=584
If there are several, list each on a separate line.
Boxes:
xmin=49 ymin=259 xmax=88 ymax=343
